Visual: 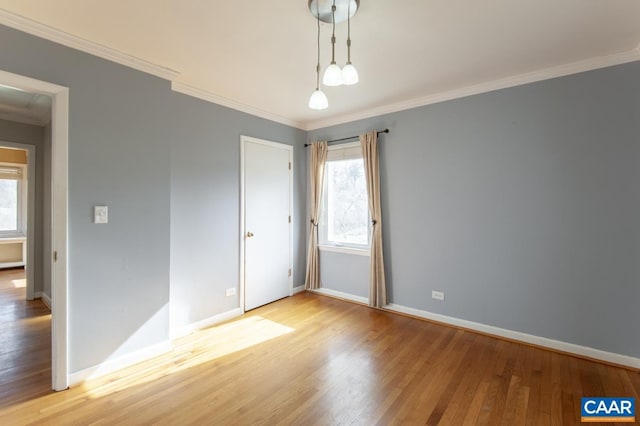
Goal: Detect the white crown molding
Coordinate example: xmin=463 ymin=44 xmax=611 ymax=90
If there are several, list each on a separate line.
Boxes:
xmin=171 ymin=81 xmax=305 ymax=130
xmin=305 ymin=48 xmax=640 ymax=131
xmin=0 ymin=8 xmax=179 ymax=81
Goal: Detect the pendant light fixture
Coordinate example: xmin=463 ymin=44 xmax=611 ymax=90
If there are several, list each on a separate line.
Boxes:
xmin=322 ymin=1 xmax=343 ymax=86
xmin=307 ymin=0 xmax=360 ymax=109
xmin=309 ymin=5 xmax=328 ymax=110
xmin=341 ymin=1 xmax=359 ymax=85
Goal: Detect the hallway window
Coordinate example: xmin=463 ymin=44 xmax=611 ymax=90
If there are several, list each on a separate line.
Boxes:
xmin=0 ymin=165 xmax=24 ymax=235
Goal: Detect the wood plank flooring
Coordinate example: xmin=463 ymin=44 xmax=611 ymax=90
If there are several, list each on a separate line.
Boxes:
xmin=0 ymin=268 xmax=51 ymax=412
xmin=0 ymin=268 xmax=638 ymax=425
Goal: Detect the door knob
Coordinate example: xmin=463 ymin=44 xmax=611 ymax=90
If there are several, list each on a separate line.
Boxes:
xmin=246 ymin=232 xmax=254 ymax=238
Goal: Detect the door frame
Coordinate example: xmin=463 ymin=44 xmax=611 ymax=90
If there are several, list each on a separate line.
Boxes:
xmin=0 ymin=141 xmax=35 ymax=301
xmin=0 ymin=69 xmax=69 ymax=391
xmin=239 ymin=135 xmax=293 ymax=313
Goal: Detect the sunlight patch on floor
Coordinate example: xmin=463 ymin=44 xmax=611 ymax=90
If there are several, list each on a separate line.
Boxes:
xmin=11 ymin=278 xmax=26 ymax=288
xmin=82 ymin=315 xmax=295 ymax=399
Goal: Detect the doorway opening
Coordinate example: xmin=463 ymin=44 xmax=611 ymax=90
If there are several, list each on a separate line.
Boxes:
xmin=0 ymin=69 xmax=69 ymax=391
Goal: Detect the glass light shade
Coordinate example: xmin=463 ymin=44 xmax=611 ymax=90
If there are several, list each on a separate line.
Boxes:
xmin=341 ymin=63 xmax=359 ymax=85
xmin=323 ymin=64 xmax=343 ymax=86
xmin=309 ymin=89 xmax=328 ymax=110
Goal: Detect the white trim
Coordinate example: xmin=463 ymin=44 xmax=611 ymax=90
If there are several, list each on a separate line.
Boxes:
xmin=0 ymin=9 xmax=179 ymax=81
xmin=172 ymin=82 xmax=305 ymax=130
xmin=51 ymin=81 xmax=69 ymax=392
xmin=170 ymin=308 xmax=243 ymax=340
xmin=305 ymin=49 xmax=640 ymax=130
xmin=0 ymin=262 xmax=24 ymax=268
xmin=35 ymin=291 xmax=52 ymax=309
xmin=385 ymin=303 xmax=640 ymax=370
xmin=319 ymin=245 xmax=370 ymax=257
xmin=292 ymin=285 xmax=305 ymax=295
xmin=67 ymin=340 xmax=172 ymax=387
xmin=0 ymin=69 xmax=70 ymax=392
xmin=0 ymin=236 xmax=25 ymax=242
xmin=240 ymin=138 xmax=246 ymax=314
xmin=310 ymin=287 xmax=369 ymax=305
xmin=240 ymin=136 xmax=294 ymax=312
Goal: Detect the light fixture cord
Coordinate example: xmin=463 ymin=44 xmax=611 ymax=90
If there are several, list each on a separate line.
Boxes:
xmin=316 ymin=7 xmax=321 ymax=90
xmin=347 ymin=2 xmax=352 ymax=64
xmin=331 ymin=1 xmax=337 ymax=65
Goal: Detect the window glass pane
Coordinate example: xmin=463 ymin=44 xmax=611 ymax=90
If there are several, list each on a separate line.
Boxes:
xmin=325 ymin=158 xmax=369 ymax=246
xmin=0 ymin=178 xmax=18 ymax=231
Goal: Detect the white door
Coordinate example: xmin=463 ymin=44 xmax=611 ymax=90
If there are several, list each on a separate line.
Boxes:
xmin=242 ymin=137 xmax=292 ymax=311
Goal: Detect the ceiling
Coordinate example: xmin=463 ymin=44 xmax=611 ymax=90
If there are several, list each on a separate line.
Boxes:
xmin=0 ymin=84 xmax=51 ymax=125
xmin=0 ymin=1 xmax=639 ymax=130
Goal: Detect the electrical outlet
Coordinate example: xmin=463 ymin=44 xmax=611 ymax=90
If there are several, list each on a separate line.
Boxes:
xmin=225 ymin=288 xmax=236 ymax=297
xmin=432 ymin=290 xmax=445 ymax=301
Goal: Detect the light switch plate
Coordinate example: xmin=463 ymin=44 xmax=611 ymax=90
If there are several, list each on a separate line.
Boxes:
xmin=94 ymin=206 xmax=108 ymax=224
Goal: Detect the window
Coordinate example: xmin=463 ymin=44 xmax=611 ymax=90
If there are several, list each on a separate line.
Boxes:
xmin=319 ymin=142 xmax=370 ymax=251
xmin=0 ymin=165 xmax=25 ymax=235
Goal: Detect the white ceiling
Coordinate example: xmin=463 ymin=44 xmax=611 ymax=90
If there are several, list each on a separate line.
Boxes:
xmin=0 ymin=84 xmax=51 ymax=125
xmin=0 ymin=1 xmax=639 ymax=130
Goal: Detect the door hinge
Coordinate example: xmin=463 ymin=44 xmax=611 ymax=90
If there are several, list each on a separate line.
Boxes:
xmin=288 ymin=162 xmax=291 ymax=170
xmin=53 ymin=251 xmax=58 ymax=262
xmin=288 ymin=268 xmax=292 ymax=277
xmin=288 ymin=215 xmax=291 ymax=223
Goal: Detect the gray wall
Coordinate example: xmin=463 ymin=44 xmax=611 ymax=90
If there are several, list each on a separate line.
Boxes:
xmin=0 ymin=23 xmax=307 ymax=373
xmin=0 ymin=119 xmax=46 ymax=295
xmin=319 ymin=251 xmax=368 ymax=298
xmin=308 ymin=61 xmax=640 ymax=358
xmin=1 ymin=25 xmax=172 ymax=372
xmin=2 ymin=19 xmax=637 ymax=374
xmin=169 ymin=93 xmax=306 ymax=331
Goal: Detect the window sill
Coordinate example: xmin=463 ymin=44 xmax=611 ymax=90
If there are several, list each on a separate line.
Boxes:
xmin=319 ymin=245 xmax=370 ymax=257
xmin=0 ymin=235 xmax=26 ymax=243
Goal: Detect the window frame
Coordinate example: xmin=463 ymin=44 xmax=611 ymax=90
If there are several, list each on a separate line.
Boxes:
xmin=0 ymin=162 xmax=27 ymax=238
xmin=318 ymin=142 xmax=371 ymax=255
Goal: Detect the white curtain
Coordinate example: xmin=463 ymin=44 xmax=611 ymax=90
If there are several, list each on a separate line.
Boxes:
xmin=304 ymin=141 xmax=328 ymax=289
xmin=360 ymin=131 xmax=387 ymax=307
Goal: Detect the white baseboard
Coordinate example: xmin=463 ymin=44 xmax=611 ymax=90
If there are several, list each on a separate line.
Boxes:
xmin=292 ymin=285 xmax=305 ymax=295
xmin=309 ymin=286 xmax=639 ymax=369
xmin=0 ymin=262 xmax=25 ymax=269
xmin=170 ymin=307 xmax=243 ymax=340
xmin=68 ymin=340 xmax=173 ymax=387
xmin=310 ymin=287 xmax=369 ymax=305
xmin=35 ymin=291 xmax=51 ymax=309
xmin=385 ymin=303 xmax=640 ymax=370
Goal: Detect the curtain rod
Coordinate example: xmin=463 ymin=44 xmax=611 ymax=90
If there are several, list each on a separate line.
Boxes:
xmin=304 ymin=128 xmax=389 ymax=147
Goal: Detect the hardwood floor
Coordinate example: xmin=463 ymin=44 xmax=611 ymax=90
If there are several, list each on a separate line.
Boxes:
xmin=0 ymin=268 xmax=51 ymax=413
xmin=0 ymin=270 xmax=638 ymax=425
